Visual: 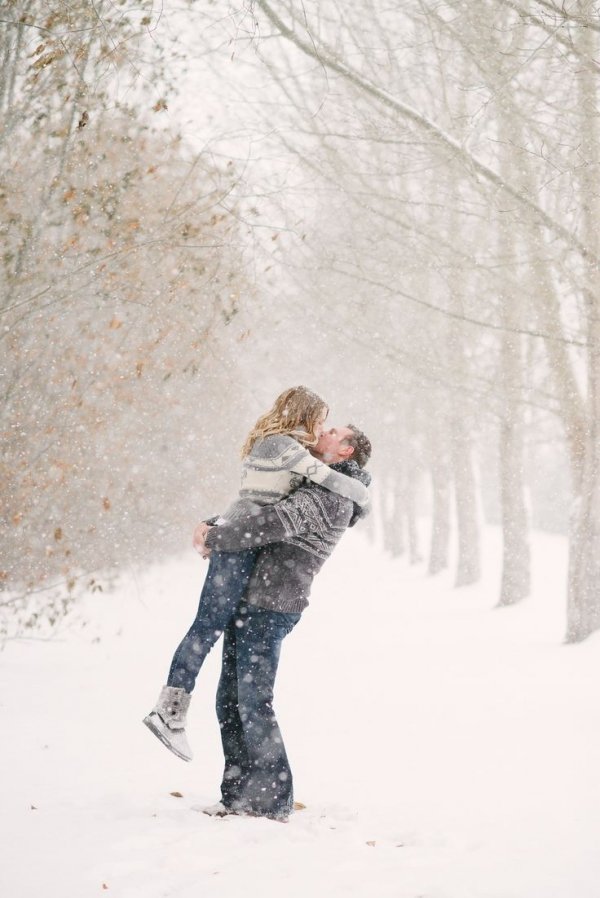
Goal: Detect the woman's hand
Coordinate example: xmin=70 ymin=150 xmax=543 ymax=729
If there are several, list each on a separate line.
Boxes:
xmin=193 ymin=522 xmax=212 ymax=558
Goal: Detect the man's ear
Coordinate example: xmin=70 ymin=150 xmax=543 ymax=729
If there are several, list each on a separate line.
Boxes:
xmin=341 ymin=444 xmax=354 ymax=460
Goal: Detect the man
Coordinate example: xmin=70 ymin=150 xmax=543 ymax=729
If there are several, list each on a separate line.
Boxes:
xmin=196 ymin=424 xmax=372 ymax=822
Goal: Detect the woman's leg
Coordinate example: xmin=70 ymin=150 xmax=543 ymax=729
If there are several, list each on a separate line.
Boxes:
xmin=144 ymin=550 xmax=258 ymax=762
xmin=167 ymin=548 xmax=258 ymax=694
xmin=234 ymin=605 xmax=301 ymax=820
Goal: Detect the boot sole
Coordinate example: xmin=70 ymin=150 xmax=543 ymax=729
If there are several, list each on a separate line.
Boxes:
xmin=142 ymin=714 xmax=192 ymax=762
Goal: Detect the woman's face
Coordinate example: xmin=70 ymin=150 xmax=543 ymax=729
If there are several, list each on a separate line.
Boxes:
xmin=313 ymin=407 xmax=328 ymax=440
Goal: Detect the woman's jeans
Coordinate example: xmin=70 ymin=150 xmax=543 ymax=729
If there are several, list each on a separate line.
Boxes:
xmin=167 ymin=548 xmax=259 ymax=694
xmin=216 ymin=603 xmax=301 ymax=820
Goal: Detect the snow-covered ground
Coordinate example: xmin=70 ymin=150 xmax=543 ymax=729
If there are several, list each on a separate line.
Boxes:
xmin=2 ymin=526 xmax=599 ymax=898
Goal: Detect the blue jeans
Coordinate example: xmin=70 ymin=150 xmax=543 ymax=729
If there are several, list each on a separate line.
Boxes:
xmin=216 ymin=603 xmax=301 ymax=820
xmin=167 ymin=549 xmax=259 ymax=694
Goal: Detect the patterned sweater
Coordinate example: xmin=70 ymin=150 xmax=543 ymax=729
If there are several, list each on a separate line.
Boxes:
xmin=221 ymin=433 xmax=369 ymax=522
xmin=205 ymin=460 xmax=371 ymax=613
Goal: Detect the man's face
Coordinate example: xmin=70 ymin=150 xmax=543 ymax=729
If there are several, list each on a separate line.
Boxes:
xmin=313 ymin=426 xmax=355 ymax=464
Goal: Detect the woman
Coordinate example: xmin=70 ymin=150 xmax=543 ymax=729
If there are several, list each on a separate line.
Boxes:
xmin=143 ymin=386 xmax=369 ymax=761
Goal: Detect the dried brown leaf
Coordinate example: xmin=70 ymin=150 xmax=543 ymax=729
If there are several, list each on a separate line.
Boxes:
xmin=32 ymin=50 xmax=65 ymax=71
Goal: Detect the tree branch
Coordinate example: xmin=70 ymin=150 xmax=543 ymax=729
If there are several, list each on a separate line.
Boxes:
xmin=254 ymin=0 xmax=600 ymax=268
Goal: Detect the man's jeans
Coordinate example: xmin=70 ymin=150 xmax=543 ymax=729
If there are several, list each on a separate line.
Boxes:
xmin=167 ymin=549 xmax=259 ymax=694
xmin=216 ymin=603 xmax=301 ymax=820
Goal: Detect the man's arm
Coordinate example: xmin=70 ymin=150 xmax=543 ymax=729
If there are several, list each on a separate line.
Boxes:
xmin=204 ymin=488 xmax=334 ymax=553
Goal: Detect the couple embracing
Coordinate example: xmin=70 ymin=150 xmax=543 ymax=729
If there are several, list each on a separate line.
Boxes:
xmin=144 ymin=386 xmax=372 ymax=822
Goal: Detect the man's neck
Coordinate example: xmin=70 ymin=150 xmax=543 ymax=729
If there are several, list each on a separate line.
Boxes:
xmin=311 ymin=450 xmax=343 ymax=465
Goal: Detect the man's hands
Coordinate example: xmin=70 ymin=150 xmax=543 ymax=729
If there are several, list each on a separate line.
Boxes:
xmin=193 ymin=521 xmax=212 ymax=558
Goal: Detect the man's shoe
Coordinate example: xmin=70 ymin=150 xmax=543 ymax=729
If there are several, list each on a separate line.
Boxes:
xmin=196 ymin=802 xmax=287 ymax=822
xmin=143 ymin=686 xmax=193 ymax=762
xmin=198 ymin=801 xmax=232 ymax=817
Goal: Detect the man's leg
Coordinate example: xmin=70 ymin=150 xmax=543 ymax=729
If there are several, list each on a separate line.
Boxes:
xmin=234 ymin=606 xmax=301 ymax=820
xmin=215 ymin=607 xmax=252 ymax=810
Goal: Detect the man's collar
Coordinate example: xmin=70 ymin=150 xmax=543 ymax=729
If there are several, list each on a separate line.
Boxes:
xmin=329 ymin=458 xmax=371 ymax=488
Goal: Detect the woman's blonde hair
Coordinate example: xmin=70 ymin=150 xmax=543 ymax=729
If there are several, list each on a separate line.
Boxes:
xmin=242 ymin=386 xmax=328 ymax=457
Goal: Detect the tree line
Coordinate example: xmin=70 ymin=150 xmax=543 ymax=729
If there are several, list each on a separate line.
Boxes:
xmin=204 ymin=0 xmax=600 ymax=642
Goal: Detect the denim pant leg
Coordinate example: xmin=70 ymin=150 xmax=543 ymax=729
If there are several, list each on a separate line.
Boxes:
xmin=234 ymin=605 xmax=301 ymax=819
xmin=167 ymin=549 xmax=258 ymax=694
xmin=215 ymin=609 xmax=252 ymax=809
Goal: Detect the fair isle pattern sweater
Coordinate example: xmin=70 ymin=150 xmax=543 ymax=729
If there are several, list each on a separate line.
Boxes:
xmin=221 ymin=433 xmax=369 ymax=522
xmin=206 ymin=460 xmax=371 ymax=613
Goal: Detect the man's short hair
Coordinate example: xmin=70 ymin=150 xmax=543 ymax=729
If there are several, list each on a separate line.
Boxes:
xmin=344 ymin=424 xmax=372 ymax=468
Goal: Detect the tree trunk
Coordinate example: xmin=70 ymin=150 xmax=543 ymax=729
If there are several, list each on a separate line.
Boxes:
xmin=382 ymin=473 xmax=405 ymax=557
xmin=451 ymin=415 xmax=480 ymax=587
xmin=389 ymin=477 xmax=406 ymax=558
xmin=566 ymin=300 xmax=600 ymax=640
xmin=566 ymin=0 xmax=600 ymax=641
xmin=496 ymin=225 xmax=530 ymax=603
xmin=406 ymin=455 xmax=422 ymax=565
xmin=429 ymin=444 xmax=450 ymax=575
xmin=498 ymin=402 xmax=530 ymax=605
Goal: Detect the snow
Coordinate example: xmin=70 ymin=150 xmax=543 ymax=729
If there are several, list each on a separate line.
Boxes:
xmin=2 ymin=526 xmax=599 ymax=898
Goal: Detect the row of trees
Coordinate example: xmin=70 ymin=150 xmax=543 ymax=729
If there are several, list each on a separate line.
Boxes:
xmin=190 ymin=0 xmax=599 ymax=641
xmin=4 ymin=0 xmax=600 ymax=645
xmin=1 ymin=1 xmax=255 ymax=637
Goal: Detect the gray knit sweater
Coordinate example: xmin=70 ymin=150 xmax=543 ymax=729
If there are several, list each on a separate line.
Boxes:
xmin=205 ymin=460 xmax=371 ymax=613
xmin=221 ymin=434 xmax=369 ymax=522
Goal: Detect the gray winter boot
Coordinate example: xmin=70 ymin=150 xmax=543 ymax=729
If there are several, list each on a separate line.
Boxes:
xmin=143 ymin=686 xmax=193 ymax=762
